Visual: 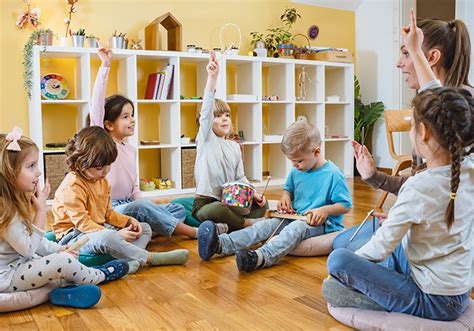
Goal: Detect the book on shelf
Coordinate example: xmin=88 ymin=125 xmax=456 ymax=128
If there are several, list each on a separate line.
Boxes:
xmin=144 ymin=73 xmax=159 ymax=99
xmin=160 ymin=64 xmax=174 ymax=100
xmin=156 ymin=71 xmax=165 ymax=99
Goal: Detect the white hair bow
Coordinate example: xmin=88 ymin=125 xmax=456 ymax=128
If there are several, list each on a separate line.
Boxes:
xmin=6 ymin=126 xmax=23 ymax=151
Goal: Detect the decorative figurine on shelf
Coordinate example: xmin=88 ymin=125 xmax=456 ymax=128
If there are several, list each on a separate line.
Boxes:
xmin=297 ymin=66 xmax=312 ymax=101
xmin=130 ymin=39 xmax=143 ymax=50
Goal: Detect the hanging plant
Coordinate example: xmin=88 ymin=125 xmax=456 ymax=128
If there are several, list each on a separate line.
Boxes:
xmin=23 ymin=29 xmax=51 ymax=99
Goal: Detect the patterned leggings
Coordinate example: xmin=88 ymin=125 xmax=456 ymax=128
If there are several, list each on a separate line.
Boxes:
xmin=6 ymin=252 xmax=105 ymax=293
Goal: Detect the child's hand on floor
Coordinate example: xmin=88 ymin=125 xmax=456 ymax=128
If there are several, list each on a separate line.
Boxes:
xmin=97 ymin=40 xmax=113 ymax=67
xmin=119 ymin=225 xmax=139 ymax=242
xmin=305 ymin=207 xmax=329 ymax=226
xmin=127 ymin=217 xmax=142 ymax=236
xmin=31 ymin=179 xmax=50 ymax=213
xmin=253 ymin=192 xmax=266 ymax=208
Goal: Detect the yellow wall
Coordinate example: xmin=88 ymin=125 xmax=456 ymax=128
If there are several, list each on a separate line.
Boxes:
xmin=0 ymin=0 xmax=354 ymax=133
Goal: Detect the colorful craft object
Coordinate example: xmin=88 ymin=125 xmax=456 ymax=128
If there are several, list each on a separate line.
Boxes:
xmin=16 ymin=1 xmax=41 ymax=30
xmin=221 ymin=182 xmax=255 ymax=215
xmin=40 ymin=74 xmax=69 ymax=100
xmin=153 ymin=178 xmax=172 ymax=189
xmin=139 ymin=179 xmax=155 ymax=191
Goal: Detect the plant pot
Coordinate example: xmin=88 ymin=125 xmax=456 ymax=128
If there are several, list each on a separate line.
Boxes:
xmin=37 ymin=31 xmax=53 ymax=46
xmin=111 ymin=36 xmax=123 ymax=49
xmin=88 ymin=38 xmax=99 ymax=48
xmin=72 ymin=35 xmax=85 ymax=47
xmin=122 ymin=39 xmax=128 ymax=49
xmin=276 ymin=43 xmax=295 ymax=58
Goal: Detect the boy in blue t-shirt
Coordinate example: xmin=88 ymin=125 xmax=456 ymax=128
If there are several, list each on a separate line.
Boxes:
xmin=197 ymin=120 xmax=352 ymax=272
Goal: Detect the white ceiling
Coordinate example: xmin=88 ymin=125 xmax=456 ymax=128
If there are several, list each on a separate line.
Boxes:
xmin=291 ymin=0 xmax=364 ymax=12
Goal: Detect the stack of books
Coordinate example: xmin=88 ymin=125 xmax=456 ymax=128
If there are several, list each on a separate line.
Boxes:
xmin=144 ymin=64 xmax=175 ymax=100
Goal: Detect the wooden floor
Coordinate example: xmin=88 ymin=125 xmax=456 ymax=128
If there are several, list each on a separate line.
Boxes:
xmin=2 ymin=178 xmax=396 ymax=330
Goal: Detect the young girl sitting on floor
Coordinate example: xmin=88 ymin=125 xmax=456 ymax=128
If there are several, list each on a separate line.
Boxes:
xmin=52 ymin=126 xmax=188 ymax=273
xmin=89 ymin=44 xmax=197 ymax=239
xmin=324 ymin=86 xmax=473 ymax=321
xmin=0 ymin=128 xmax=128 ymax=308
xmin=192 ymin=52 xmax=267 ymax=233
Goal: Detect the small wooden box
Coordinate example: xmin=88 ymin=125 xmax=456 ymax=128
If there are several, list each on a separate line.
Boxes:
xmin=181 ymin=147 xmax=196 ymax=189
xmin=314 ymin=51 xmax=353 ymax=63
xmin=44 ymin=153 xmax=69 ymax=199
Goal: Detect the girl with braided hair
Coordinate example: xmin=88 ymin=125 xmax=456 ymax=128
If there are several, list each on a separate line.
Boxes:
xmin=324 ymin=86 xmax=473 ymax=320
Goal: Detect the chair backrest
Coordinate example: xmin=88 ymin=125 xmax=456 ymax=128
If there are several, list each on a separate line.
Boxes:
xmin=384 ymin=109 xmax=413 ymax=160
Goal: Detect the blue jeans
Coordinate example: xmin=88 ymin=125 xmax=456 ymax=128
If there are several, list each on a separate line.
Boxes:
xmin=333 ymin=217 xmax=381 ymax=252
xmin=327 ymin=246 xmax=471 ymax=321
xmin=220 ymin=219 xmax=325 ymax=267
xmin=59 ymin=223 xmax=152 ymax=265
xmin=113 ymin=199 xmax=186 ymax=237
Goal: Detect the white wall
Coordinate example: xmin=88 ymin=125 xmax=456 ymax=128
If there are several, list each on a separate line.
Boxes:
xmin=355 ymin=0 xmax=401 ymax=168
xmin=456 ymin=0 xmax=474 ymax=85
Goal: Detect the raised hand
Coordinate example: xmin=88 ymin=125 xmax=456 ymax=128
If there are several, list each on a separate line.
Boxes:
xmin=97 ymin=40 xmax=113 ymax=67
xmin=351 ymin=140 xmax=376 ymax=180
xmin=401 ymin=8 xmax=424 ymax=55
xmin=206 ymin=52 xmax=219 ymax=78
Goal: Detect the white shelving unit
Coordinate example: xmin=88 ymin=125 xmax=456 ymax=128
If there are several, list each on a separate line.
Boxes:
xmin=29 ymin=46 xmax=354 ymax=199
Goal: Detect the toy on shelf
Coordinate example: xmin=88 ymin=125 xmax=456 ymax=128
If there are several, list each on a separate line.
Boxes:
xmin=262 ymin=95 xmax=279 ymax=101
xmin=153 ymin=177 xmax=172 ymax=189
xmin=297 ymin=66 xmax=312 ymax=101
xmin=144 ymin=12 xmax=182 ymax=51
xmin=140 ymin=140 xmax=160 ymax=146
xmin=40 ymin=74 xmax=69 ymax=100
xmin=139 ymin=179 xmax=156 ymax=191
xmin=221 ymin=182 xmax=255 ymax=215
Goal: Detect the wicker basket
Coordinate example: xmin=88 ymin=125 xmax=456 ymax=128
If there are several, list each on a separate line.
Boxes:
xmin=293 ymin=34 xmax=317 ymax=60
xmin=181 ymin=147 xmax=196 ymax=189
xmin=44 ymin=153 xmax=69 ymax=199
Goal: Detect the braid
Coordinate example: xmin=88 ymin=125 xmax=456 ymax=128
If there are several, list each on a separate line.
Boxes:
xmin=412 ymin=87 xmax=473 ymax=229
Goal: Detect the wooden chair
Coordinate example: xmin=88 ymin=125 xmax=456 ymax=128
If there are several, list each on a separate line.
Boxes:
xmin=375 ymin=109 xmax=413 ymax=209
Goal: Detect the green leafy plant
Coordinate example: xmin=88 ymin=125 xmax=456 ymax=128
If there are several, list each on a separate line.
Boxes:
xmin=250 ymin=7 xmax=301 ymax=56
xmin=23 ymin=29 xmax=50 ymax=99
xmin=354 ymin=76 xmax=385 ymax=144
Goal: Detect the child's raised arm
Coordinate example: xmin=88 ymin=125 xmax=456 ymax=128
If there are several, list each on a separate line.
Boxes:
xmin=196 ymin=53 xmax=220 ymax=144
xmin=89 ymin=41 xmax=113 ymax=127
xmin=401 ymin=8 xmax=438 ymax=89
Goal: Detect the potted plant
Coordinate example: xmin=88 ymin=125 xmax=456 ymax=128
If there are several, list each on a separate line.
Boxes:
xmin=23 ymin=29 xmax=52 ymax=99
xmin=249 ymin=7 xmax=301 ymax=57
xmin=86 ymin=34 xmax=99 ymax=48
xmin=71 ymin=28 xmax=85 ymax=47
xmin=354 ymin=75 xmax=385 ymax=151
xmin=111 ymin=30 xmax=126 ymax=49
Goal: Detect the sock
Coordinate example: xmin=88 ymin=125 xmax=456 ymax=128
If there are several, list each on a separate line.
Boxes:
xmin=127 ymin=260 xmax=141 ymax=274
xmin=216 ymin=223 xmax=229 ymax=235
xmin=255 ymin=250 xmax=264 ymax=268
xmin=148 ymin=249 xmax=189 ymax=266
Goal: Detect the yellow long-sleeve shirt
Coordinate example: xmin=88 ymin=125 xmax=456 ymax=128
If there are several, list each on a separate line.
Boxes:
xmin=52 ymin=172 xmax=130 ymax=240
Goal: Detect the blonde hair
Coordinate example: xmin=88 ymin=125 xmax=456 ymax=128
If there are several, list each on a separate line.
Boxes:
xmin=65 ymin=126 xmax=118 ymax=178
xmin=0 ymin=134 xmax=38 ymax=234
xmin=195 ymin=98 xmax=233 ymax=136
xmin=281 ymin=120 xmax=321 ymax=156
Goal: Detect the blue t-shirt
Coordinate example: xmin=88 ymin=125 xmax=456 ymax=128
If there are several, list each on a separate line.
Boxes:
xmin=283 ymin=160 xmax=352 ymax=233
